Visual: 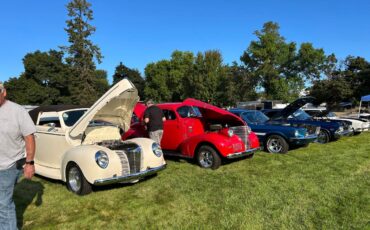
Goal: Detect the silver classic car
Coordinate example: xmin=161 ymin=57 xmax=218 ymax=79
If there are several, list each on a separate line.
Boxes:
xmin=29 ymin=79 xmax=166 ymax=195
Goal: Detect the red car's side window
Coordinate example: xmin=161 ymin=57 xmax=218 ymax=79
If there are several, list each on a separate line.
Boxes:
xmin=163 ymin=109 xmax=176 ymax=120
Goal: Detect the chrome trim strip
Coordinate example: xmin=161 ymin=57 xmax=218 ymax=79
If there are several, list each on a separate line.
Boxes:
xmin=226 ymin=147 xmax=260 ymax=159
xmin=36 ymin=132 xmax=65 ymax=136
xmin=93 ymin=164 xmax=166 ymax=186
xmin=290 ymin=134 xmax=318 ymax=140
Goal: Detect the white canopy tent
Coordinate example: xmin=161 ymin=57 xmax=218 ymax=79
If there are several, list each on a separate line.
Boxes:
xmin=358 ymin=94 xmax=370 ymax=117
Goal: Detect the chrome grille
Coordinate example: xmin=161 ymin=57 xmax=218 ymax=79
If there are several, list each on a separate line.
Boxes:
xmin=124 ymin=146 xmax=142 ymax=173
xmin=115 ymin=150 xmax=130 ymax=176
xmin=229 ymin=126 xmax=250 ymax=148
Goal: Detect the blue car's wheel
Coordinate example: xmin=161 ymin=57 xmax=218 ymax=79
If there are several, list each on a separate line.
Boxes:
xmin=265 ymin=135 xmax=289 ymax=153
xmin=317 ymin=129 xmax=330 ymax=144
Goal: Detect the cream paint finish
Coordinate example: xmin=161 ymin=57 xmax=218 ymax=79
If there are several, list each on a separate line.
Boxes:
xmin=60 ymin=145 xmax=123 ymax=183
xmin=82 ymin=126 xmax=121 ymax=144
xmin=35 ymin=126 xmax=71 ymax=179
xmin=33 ymin=79 xmax=166 ymax=184
xmin=69 ymin=79 xmax=138 ymax=141
xmin=126 ymin=138 xmax=166 ymax=170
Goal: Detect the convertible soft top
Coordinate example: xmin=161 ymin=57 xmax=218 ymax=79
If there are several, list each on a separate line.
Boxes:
xmin=29 ymin=105 xmax=86 ymax=124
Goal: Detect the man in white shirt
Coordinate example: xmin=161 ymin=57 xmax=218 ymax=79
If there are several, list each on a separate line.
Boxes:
xmin=0 ymin=82 xmax=36 ymax=229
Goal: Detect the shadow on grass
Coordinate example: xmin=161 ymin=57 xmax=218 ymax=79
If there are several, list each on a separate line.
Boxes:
xmin=92 ymin=173 xmax=159 ymax=193
xmin=164 ymin=153 xmax=256 ymax=168
xmin=14 ymin=178 xmax=44 ymax=229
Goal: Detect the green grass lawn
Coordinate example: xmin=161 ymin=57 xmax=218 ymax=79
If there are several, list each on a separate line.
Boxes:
xmin=15 ymin=133 xmax=370 ymax=229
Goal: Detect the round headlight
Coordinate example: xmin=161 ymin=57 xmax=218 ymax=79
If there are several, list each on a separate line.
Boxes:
xmin=294 ymin=129 xmax=306 ymax=138
xmin=227 ymin=129 xmax=234 ymax=137
xmin=152 ymin=142 xmax=163 ymax=157
xmin=337 ymin=126 xmax=344 ymax=133
xmin=95 ymin=150 xmax=109 ymax=169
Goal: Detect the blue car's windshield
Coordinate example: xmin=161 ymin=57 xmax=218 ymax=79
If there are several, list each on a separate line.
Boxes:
xmin=242 ymin=111 xmax=269 ymax=124
xmin=326 ymin=112 xmax=337 ymax=118
xmin=289 ymin=109 xmax=311 ymax=120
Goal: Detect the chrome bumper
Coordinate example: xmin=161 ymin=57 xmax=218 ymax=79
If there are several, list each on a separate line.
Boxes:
xmin=335 ymin=129 xmax=352 ymax=138
xmin=226 ymin=147 xmax=260 ymax=159
xmin=93 ymin=164 xmax=166 ymax=186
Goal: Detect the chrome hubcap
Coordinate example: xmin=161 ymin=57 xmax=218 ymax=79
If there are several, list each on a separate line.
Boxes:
xmin=199 ymin=151 xmax=214 ymax=168
xmin=68 ymin=167 xmax=81 ymax=192
xmin=267 ymin=138 xmax=283 ymax=153
xmin=317 ymin=131 xmax=327 ymax=144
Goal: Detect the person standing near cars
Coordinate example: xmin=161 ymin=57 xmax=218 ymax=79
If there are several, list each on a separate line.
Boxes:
xmin=0 ymin=82 xmax=36 ymax=229
xmin=144 ymin=99 xmax=166 ymax=146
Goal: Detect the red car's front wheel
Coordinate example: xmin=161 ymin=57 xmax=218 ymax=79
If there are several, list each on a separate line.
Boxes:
xmin=196 ymin=145 xmax=221 ymax=170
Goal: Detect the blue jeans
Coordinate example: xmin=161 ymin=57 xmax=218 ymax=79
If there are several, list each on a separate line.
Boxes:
xmin=0 ymin=165 xmax=22 ymax=230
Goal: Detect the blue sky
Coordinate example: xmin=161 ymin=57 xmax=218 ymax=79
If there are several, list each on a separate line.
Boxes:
xmin=1 ymin=0 xmax=369 ymax=84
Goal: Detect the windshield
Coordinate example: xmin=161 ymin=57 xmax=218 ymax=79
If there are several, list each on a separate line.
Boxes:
xmin=326 ymin=112 xmax=336 ymax=118
xmin=62 ymin=109 xmax=88 ymax=127
xmin=289 ymin=109 xmax=311 ymax=120
xmin=177 ymin=106 xmax=202 ymax=118
xmin=242 ymin=111 xmax=269 ymax=124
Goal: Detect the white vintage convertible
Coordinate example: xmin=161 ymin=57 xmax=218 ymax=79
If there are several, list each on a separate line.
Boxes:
xmin=305 ymin=109 xmax=370 ymax=134
xmin=29 ymin=79 xmax=166 ymax=195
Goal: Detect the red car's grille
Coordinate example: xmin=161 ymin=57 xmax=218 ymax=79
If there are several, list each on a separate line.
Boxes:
xmin=229 ymin=126 xmax=250 ymax=149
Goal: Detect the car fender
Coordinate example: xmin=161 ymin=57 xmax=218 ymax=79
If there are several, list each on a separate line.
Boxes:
xmin=123 ymin=138 xmax=166 ymax=169
xmin=179 ymin=132 xmax=245 ymax=158
xmin=61 ymin=145 xmax=122 ymax=184
xmin=263 ymin=131 xmax=290 ymax=142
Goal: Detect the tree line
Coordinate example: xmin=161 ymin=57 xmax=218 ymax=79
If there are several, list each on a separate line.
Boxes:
xmin=4 ymin=0 xmax=370 ymax=108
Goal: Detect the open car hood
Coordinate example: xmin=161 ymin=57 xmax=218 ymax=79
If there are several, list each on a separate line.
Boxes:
xmin=271 ymin=97 xmax=315 ymax=120
xmin=69 ymin=79 xmax=139 ymax=139
xmin=183 ymin=98 xmax=245 ymax=126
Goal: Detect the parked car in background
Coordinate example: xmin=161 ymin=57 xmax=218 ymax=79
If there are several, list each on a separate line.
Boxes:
xmin=262 ymin=97 xmax=352 ymax=144
xmin=121 ymin=102 xmax=147 ymax=140
xmin=29 ymin=79 xmax=166 ymax=195
xmin=304 ymin=109 xmax=370 ymax=135
xmin=123 ymin=98 xmax=260 ymax=169
xmin=229 ymin=109 xmax=319 ymax=153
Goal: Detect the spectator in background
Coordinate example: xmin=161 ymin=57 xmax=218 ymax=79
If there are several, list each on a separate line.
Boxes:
xmin=144 ymin=99 xmax=166 ymax=146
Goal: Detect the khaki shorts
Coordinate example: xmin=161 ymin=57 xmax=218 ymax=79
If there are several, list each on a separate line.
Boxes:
xmin=149 ymin=130 xmax=164 ymax=145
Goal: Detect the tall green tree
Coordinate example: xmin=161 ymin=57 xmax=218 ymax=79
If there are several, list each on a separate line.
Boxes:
xmin=183 ymin=50 xmax=226 ymax=104
xmin=343 ymin=56 xmax=370 ymax=100
xmin=144 ymin=61 xmax=172 ymax=102
xmin=112 ymin=62 xmax=145 ymax=98
xmin=309 ymin=77 xmax=353 ymax=109
xmin=62 ymin=0 xmax=104 ymax=105
xmin=5 ymin=50 xmax=72 ymax=105
xmin=240 ymin=21 xmax=298 ymax=101
xmin=241 ymin=21 xmax=332 ymax=102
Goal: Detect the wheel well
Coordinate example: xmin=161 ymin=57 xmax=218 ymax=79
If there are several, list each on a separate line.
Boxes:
xmin=194 ymin=142 xmax=221 ymax=159
xmin=264 ymin=133 xmax=288 ymax=144
xmin=320 ymin=128 xmax=332 ymax=140
xmin=65 ymin=161 xmax=77 ymax=180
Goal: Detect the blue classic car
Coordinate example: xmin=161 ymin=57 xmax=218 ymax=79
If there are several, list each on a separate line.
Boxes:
xmin=262 ymin=97 xmax=352 ymax=144
xmin=229 ymin=109 xmax=319 ymax=153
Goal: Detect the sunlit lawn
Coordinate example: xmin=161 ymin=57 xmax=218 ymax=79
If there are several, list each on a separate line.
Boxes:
xmin=15 ymin=132 xmax=370 ymax=229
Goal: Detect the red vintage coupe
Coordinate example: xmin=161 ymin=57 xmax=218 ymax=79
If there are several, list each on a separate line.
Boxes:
xmin=122 ymin=98 xmax=260 ymax=169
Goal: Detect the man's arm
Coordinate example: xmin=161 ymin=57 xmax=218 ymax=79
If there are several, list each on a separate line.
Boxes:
xmin=24 ymin=134 xmax=35 ymax=179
